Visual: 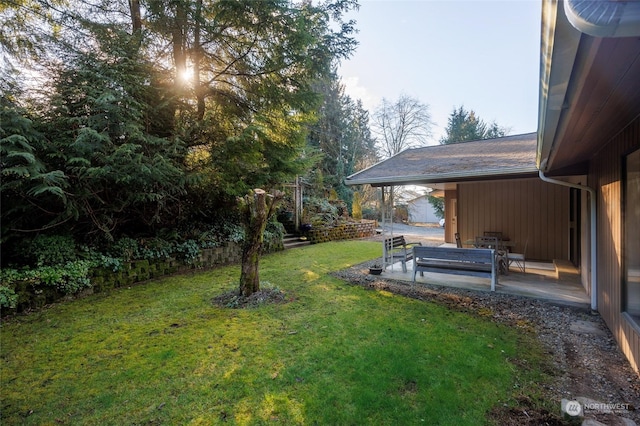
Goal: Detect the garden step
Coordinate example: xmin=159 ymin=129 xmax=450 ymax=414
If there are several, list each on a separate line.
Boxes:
xmin=553 ymin=259 xmax=580 ymax=283
xmin=283 ymin=233 xmax=310 ymax=249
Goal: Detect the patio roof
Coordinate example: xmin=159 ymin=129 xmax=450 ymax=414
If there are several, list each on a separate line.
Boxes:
xmin=345 ymin=132 xmax=538 ymax=187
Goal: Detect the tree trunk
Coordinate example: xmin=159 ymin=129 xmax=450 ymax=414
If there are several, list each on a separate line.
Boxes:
xmin=128 ymin=0 xmax=142 ymax=34
xmin=238 ymin=189 xmax=283 ymax=297
xmin=194 ymin=0 xmax=206 ymax=121
xmin=172 ymin=2 xmax=187 ymax=89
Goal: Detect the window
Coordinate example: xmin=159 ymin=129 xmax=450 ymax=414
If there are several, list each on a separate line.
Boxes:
xmin=625 ymin=149 xmax=640 ymax=320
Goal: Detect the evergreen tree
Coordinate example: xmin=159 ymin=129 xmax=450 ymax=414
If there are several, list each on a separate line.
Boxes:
xmin=40 ymin=29 xmax=187 ymax=240
xmin=0 ymin=0 xmax=358 ymax=245
xmin=439 ymin=106 xmax=508 ymax=144
xmin=0 ymin=96 xmax=68 ymax=242
xmin=306 ymin=70 xmax=377 ymax=206
xmin=429 ymin=106 xmax=509 ymax=214
xmin=140 ymin=0 xmax=359 ymax=201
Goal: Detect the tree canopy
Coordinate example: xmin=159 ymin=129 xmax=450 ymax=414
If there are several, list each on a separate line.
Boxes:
xmin=371 ymin=95 xmax=433 ymax=158
xmin=439 ymin=106 xmax=508 ymax=144
xmin=0 ymin=0 xmax=358 ymax=247
xmin=427 ymin=106 xmax=509 ymax=214
xmin=306 ymin=69 xmax=377 ymax=204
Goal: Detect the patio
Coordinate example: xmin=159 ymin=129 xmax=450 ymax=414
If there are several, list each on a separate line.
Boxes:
xmin=382 ymin=251 xmax=590 ymax=307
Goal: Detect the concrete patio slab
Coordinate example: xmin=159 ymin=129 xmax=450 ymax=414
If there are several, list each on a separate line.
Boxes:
xmin=382 ymin=259 xmax=590 ymax=307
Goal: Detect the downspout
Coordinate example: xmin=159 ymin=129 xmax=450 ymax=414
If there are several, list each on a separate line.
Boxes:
xmin=538 ymin=162 xmax=597 ymax=312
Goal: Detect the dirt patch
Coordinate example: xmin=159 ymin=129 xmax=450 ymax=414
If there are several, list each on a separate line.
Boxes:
xmin=212 ymin=287 xmax=289 ymax=309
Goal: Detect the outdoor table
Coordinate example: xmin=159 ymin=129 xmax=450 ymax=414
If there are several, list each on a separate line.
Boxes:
xmin=464 ymin=239 xmax=515 ymax=250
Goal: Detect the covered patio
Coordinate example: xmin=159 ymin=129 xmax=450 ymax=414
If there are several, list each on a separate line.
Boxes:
xmin=380 ymin=252 xmax=590 ymax=307
xmin=345 ymin=132 xmax=591 ymax=306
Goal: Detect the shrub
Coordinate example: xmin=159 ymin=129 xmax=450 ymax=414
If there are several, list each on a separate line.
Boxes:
xmin=1 ymin=260 xmax=93 ymax=304
xmin=173 ymin=240 xmax=200 ymax=264
xmin=78 ymin=246 xmax=123 ymax=272
xmin=263 ymin=219 xmax=285 ymax=251
xmin=304 ymin=196 xmax=339 ymax=226
xmin=37 ymin=261 xmax=92 ymax=293
xmin=18 ymin=235 xmax=77 ymax=266
xmin=362 ymin=207 xmax=379 ymax=220
xmin=427 ymin=195 xmax=445 ymax=219
xmin=137 ymin=238 xmax=173 ymax=261
xmin=0 ymin=285 xmax=18 ymax=309
xmin=110 ymin=237 xmax=140 ymax=262
xmin=352 ymin=192 xmax=363 ymax=221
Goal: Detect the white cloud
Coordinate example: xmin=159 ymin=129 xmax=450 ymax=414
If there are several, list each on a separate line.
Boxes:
xmin=341 ymin=76 xmax=380 ymax=113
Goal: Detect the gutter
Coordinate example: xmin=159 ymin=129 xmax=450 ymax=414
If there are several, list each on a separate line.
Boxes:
xmin=564 ymin=0 xmax=640 ymax=38
xmin=345 ymin=166 xmax=539 ymax=187
xmin=539 ymin=162 xmax=597 ymax=312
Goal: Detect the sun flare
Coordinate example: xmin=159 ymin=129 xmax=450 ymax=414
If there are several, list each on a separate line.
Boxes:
xmin=179 ymin=66 xmax=194 ymax=83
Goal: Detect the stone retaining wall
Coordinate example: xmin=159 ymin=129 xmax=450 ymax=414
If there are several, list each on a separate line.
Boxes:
xmin=10 ymin=242 xmax=254 ymax=313
xmin=304 ymin=220 xmax=376 ymax=244
xmin=6 ymin=222 xmax=373 ymax=315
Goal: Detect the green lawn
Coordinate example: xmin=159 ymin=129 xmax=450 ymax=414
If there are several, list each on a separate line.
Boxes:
xmin=1 ymin=241 xmax=550 ymax=425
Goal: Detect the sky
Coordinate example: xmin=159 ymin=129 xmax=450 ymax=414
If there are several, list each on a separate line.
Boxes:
xmin=338 ymin=0 xmax=542 ymax=143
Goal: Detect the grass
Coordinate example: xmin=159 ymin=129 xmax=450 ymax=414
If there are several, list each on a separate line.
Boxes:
xmin=1 ymin=240 xmax=552 ymax=425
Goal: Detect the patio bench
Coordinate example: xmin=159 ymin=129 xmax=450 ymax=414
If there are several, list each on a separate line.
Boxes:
xmin=412 ymin=246 xmax=497 ymax=291
xmin=383 ymin=235 xmax=422 ymax=273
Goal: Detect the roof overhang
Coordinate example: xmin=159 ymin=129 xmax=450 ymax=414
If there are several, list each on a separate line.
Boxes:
xmin=345 ymin=167 xmax=539 ymax=187
xmin=537 ymin=0 xmax=640 ymax=175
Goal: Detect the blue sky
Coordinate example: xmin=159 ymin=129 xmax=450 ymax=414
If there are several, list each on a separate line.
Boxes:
xmin=338 ymin=0 xmax=542 ymax=143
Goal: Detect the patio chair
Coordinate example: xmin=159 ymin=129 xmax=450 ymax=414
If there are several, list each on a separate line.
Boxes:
xmin=476 ymin=236 xmax=508 ymax=274
xmin=483 ymin=231 xmax=503 ymax=240
xmin=474 ymin=236 xmax=498 ymax=249
xmin=508 ymin=240 xmax=528 ymax=273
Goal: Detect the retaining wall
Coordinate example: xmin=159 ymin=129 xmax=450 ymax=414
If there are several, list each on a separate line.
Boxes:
xmin=6 ymin=221 xmax=375 ymax=314
xmin=304 ymin=220 xmax=376 ymax=244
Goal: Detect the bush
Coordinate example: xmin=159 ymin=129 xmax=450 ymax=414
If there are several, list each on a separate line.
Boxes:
xmin=362 ymin=207 xmax=379 ymax=220
xmin=352 ymin=192 xmax=363 ymax=221
xmin=78 ymin=246 xmax=124 ymax=272
xmin=304 ymin=197 xmax=339 ymax=226
xmin=427 ymin=195 xmax=445 ymax=220
xmin=263 ymin=219 xmax=285 ymax=251
xmin=173 ymin=240 xmax=200 ymax=264
xmin=36 ymin=261 xmax=93 ymax=293
xmin=1 ymin=260 xmax=93 ymax=305
xmin=109 ymin=237 xmax=139 ymax=262
xmin=18 ymin=235 xmax=77 ymax=266
xmin=0 ymin=285 xmax=18 ymax=310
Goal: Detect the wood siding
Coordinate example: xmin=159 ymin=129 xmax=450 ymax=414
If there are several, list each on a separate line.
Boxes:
xmin=590 ymin=116 xmax=640 ymax=372
xmin=456 ymin=179 xmax=569 ymax=261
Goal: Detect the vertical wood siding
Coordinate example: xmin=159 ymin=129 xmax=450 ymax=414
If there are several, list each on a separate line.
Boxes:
xmin=591 ymin=116 xmax=640 ymax=372
xmin=457 ymin=179 xmax=569 ymax=261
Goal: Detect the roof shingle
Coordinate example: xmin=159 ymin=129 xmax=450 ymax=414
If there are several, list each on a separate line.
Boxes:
xmin=346 ymin=132 xmax=538 ymax=186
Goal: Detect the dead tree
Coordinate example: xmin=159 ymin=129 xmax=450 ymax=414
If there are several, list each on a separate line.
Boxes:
xmin=238 ymin=189 xmax=283 ymax=297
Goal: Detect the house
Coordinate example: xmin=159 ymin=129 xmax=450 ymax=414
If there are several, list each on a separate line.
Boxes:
xmin=537 ymin=0 xmax=640 ymax=372
xmin=345 ymin=132 xmax=573 ymax=263
xmin=346 ymin=0 xmax=640 ymax=372
xmin=406 ymin=194 xmax=440 ymax=224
